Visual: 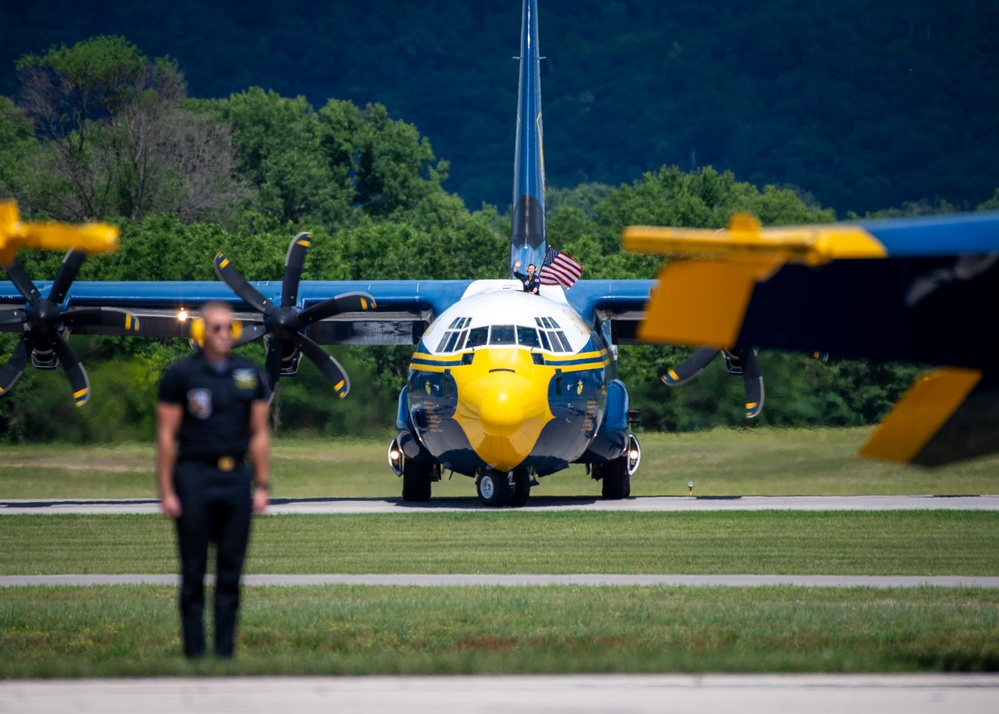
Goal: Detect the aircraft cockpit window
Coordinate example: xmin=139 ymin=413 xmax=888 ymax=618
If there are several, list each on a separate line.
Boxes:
xmin=517 ymin=326 xmax=539 ymax=347
xmin=489 ymin=325 xmax=516 ymax=345
xmin=436 ymin=319 xmax=472 ymax=353
xmin=555 ymin=331 xmax=572 ymax=351
xmin=467 ymin=326 xmax=488 ymax=348
xmin=444 ymin=331 xmax=462 ymax=352
xmin=538 ymin=330 xmax=552 ymax=351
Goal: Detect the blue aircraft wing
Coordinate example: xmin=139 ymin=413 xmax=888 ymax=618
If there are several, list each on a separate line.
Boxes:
xmin=0 ymin=277 xmax=656 ymax=346
xmin=624 ymin=210 xmax=999 ymax=467
xmin=0 ymin=279 xmax=475 ymax=344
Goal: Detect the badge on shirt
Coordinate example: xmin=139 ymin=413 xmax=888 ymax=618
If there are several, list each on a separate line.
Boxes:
xmin=233 ymin=368 xmax=259 ymax=390
xmin=187 ymin=389 xmax=212 ymax=420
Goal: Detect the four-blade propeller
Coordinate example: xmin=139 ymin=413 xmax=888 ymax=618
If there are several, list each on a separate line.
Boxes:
xmin=213 ymin=232 xmax=376 ymax=397
xmin=661 ymin=346 xmax=765 ymax=419
xmin=0 ymin=250 xmax=140 ymax=405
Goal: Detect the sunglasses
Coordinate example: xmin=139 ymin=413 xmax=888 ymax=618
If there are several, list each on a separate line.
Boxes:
xmin=207 ymin=322 xmax=233 ymax=334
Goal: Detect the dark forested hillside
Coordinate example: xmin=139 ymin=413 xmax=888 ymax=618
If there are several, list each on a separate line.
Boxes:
xmin=2 ymin=0 xmax=998 ymax=215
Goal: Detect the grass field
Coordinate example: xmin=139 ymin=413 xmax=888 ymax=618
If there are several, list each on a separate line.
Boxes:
xmin=3 ymin=511 xmax=998 ymax=576
xmin=3 ymin=427 xmax=999 ymax=500
xmin=3 ymin=586 xmax=997 ymax=677
xmin=2 ymin=427 xmax=998 ymax=677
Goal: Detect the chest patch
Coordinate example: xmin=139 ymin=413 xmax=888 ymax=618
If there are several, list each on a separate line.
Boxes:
xmin=233 ymin=368 xmax=259 ymax=390
xmin=187 ymin=389 xmax=213 ymax=420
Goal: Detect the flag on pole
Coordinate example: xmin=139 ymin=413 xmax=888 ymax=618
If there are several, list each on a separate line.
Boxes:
xmin=539 ymin=247 xmax=582 ymax=288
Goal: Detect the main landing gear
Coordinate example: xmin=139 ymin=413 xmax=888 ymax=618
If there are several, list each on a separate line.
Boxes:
xmin=592 ymin=433 xmax=641 ymax=500
xmin=389 ymin=434 xmax=438 ymax=502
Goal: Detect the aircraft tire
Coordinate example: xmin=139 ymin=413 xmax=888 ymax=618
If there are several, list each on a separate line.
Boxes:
xmin=401 ymin=459 xmax=433 ymax=502
xmin=507 ymin=470 xmax=531 ymax=508
xmin=476 ymin=471 xmax=508 ymax=507
xmin=601 ymin=456 xmax=631 ymax=500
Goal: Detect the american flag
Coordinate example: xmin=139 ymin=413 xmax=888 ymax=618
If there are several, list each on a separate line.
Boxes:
xmin=539 ymin=247 xmax=582 ymax=289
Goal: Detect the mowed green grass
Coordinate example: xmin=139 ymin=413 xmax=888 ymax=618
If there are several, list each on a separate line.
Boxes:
xmin=2 ymin=427 xmax=999 ymax=500
xmin=2 ymin=511 xmax=998 ymax=576
xmin=3 ymin=428 xmax=999 ymax=677
xmin=3 ymin=585 xmax=998 ymax=677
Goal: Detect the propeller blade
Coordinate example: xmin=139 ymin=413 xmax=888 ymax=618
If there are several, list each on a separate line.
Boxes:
xmin=48 ymin=250 xmax=87 ymax=304
xmin=661 ymin=347 xmax=719 ymax=386
xmin=740 ymin=348 xmax=765 ymax=419
xmin=3 ymin=258 xmax=42 ymax=305
xmin=50 ymin=334 xmax=90 ymax=406
xmin=281 ymin=232 xmax=312 ymax=308
xmin=263 ymin=338 xmax=285 ymax=393
xmin=0 ymin=308 xmax=26 ymax=326
xmin=214 ymin=253 xmax=273 ymax=314
xmin=298 ymin=292 xmax=377 ymax=326
xmin=61 ymin=307 xmax=141 ymax=333
xmin=292 ymin=333 xmax=349 ymax=398
xmin=232 ymin=323 xmax=268 ymax=348
xmin=0 ymin=333 xmax=33 ymax=396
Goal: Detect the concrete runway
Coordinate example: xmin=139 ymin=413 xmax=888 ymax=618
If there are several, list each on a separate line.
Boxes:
xmin=3 ymin=494 xmax=998 ymax=514
xmin=3 ymin=674 xmax=999 ymax=714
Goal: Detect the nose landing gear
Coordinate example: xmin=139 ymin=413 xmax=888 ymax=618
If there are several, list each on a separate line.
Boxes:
xmin=476 ymin=469 xmax=533 ymax=507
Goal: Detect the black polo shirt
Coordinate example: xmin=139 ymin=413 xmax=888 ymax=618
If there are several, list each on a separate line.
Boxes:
xmin=158 ymin=353 xmax=271 ymax=460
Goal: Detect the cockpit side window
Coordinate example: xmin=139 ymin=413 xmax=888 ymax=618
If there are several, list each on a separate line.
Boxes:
xmin=489 ymin=325 xmax=516 ymax=345
xmin=435 ymin=317 xmax=472 ymax=353
xmin=531 ymin=317 xmax=566 ymax=351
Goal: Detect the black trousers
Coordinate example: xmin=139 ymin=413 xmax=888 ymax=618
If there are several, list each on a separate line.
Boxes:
xmin=173 ymin=460 xmax=253 ymax=658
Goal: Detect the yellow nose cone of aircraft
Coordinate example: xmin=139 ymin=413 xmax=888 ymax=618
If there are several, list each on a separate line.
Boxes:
xmin=453 ymin=349 xmax=554 ymax=471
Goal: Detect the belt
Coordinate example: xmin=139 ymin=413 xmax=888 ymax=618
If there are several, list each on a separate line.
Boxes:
xmin=179 ymin=455 xmax=244 ymax=472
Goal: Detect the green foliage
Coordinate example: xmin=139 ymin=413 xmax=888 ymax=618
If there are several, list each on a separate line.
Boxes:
xmin=0 ymin=32 xmax=994 ymax=443
xmin=12 ymin=36 xmax=247 ymax=225
xmin=318 ymin=99 xmax=449 ymax=218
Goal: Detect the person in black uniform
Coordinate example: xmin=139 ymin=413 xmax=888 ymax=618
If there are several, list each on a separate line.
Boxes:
xmin=513 ymin=260 xmax=540 ymax=294
xmin=156 ymin=301 xmax=271 ymax=659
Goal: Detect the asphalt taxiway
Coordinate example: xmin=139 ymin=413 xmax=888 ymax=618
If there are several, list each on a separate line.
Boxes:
xmin=3 ymin=494 xmax=998 ymax=515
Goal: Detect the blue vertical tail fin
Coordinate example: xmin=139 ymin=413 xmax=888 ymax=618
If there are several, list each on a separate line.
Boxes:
xmin=510 ymin=0 xmax=547 ymax=278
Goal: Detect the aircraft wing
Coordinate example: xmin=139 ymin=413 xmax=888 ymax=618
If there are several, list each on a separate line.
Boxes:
xmin=0 ymin=278 xmax=658 ymax=346
xmin=566 ymin=280 xmax=656 ymax=345
xmin=623 ymin=211 xmax=999 ymax=466
xmin=0 ymin=279 xmax=475 ymax=345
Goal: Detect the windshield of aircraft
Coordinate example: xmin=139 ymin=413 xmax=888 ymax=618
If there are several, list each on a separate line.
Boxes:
xmin=434 ymin=317 xmax=573 ymax=353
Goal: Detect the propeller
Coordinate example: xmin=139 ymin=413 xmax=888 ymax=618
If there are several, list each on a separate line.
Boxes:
xmin=0 ymin=250 xmax=140 ymax=405
xmin=213 ymin=232 xmax=376 ymax=397
xmin=661 ymin=346 xmax=765 ymax=419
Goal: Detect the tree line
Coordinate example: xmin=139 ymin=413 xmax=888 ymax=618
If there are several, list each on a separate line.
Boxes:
xmin=1 ymin=36 xmax=995 ymax=443
xmin=2 ymin=0 xmax=996 ymax=216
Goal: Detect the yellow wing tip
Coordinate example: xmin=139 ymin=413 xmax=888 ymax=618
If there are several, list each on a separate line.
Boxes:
xmin=860 ymin=368 xmax=982 ymax=464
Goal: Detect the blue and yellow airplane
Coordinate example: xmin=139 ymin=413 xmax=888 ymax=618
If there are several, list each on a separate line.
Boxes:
xmin=624 ymin=211 xmax=999 ymax=467
xmin=0 ymin=0 xmax=650 ymax=507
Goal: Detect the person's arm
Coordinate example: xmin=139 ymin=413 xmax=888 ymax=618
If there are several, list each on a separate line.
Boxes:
xmin=156 ymin=402 xmax=184 ymax=518
xmin=248 ymin=399 xmax=271 ymax=514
